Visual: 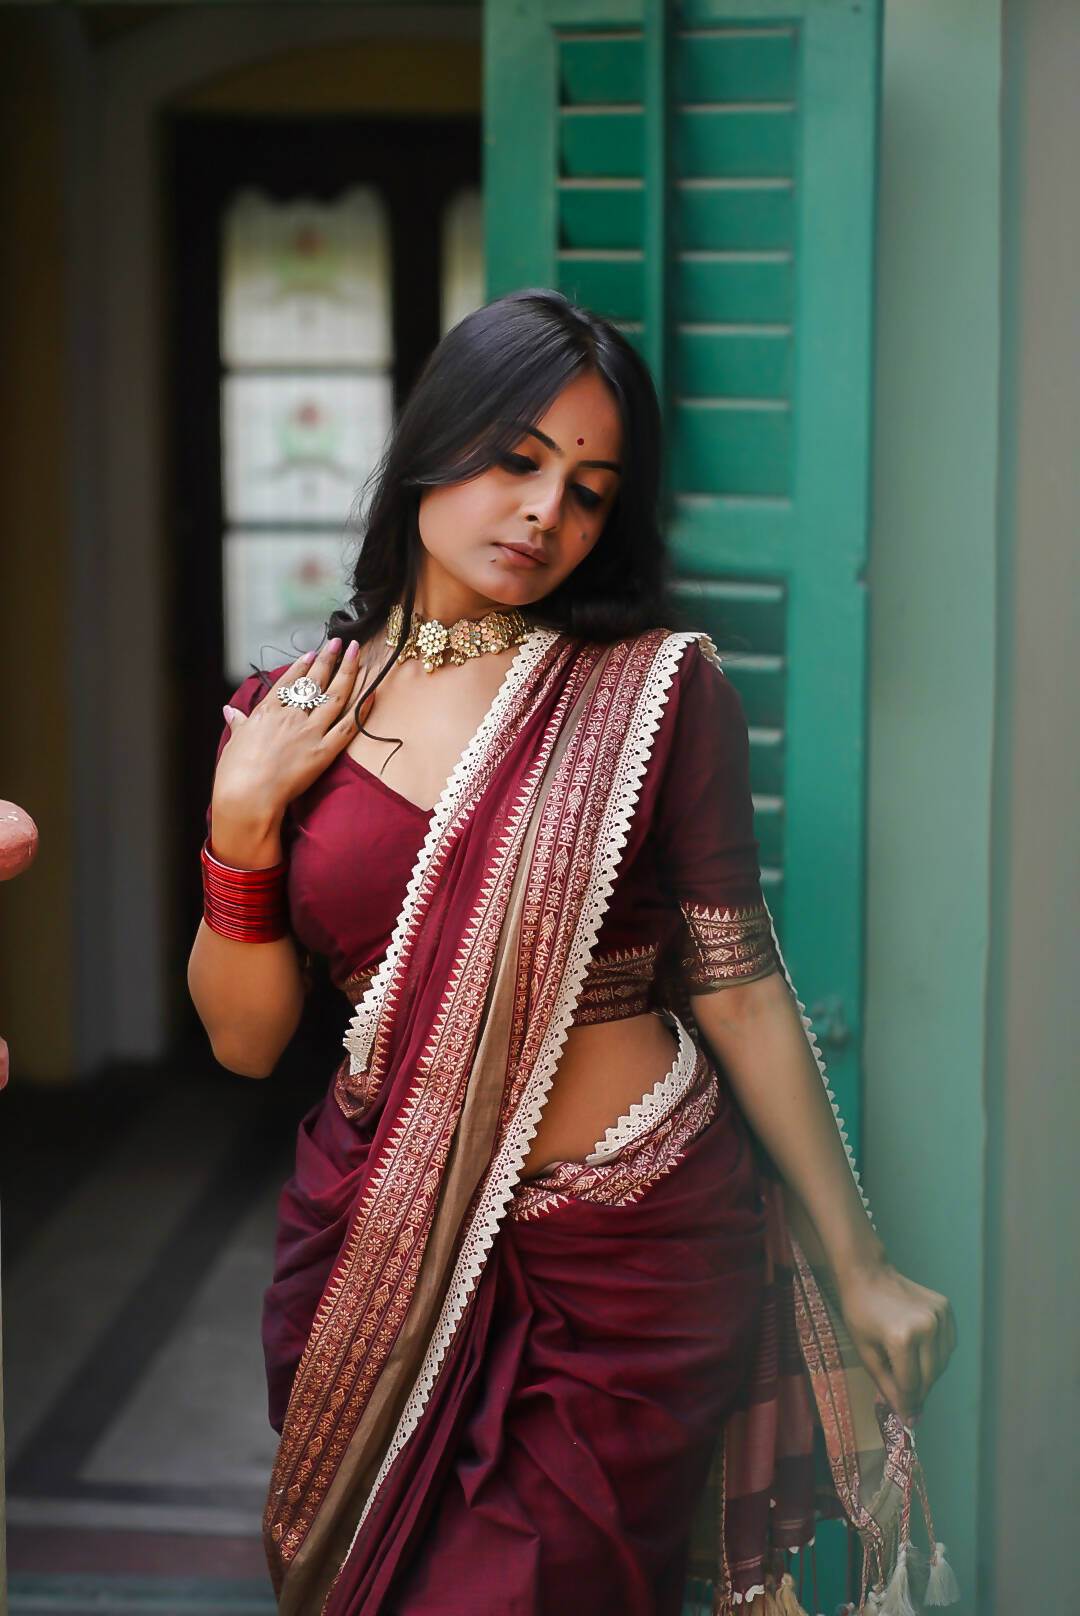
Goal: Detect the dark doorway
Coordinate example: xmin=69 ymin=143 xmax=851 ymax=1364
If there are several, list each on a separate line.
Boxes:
xmin=164 ymin=114 xmax=481 ymax=1058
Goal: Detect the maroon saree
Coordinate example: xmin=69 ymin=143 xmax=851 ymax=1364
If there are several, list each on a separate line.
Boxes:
xmin=255 ymin=628 xmax=949 ymax=1616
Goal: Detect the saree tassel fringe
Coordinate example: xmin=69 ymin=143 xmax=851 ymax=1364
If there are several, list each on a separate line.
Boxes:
xmin=863 ymin=1548 xmax=961 ymax=1616
xmin=811 ymin=1369 xmax=961 ymax=1616
xmin=923 ymin=1545 xmax=961 ymax=1607
xmin=880 ymin=1544 xmax=919 ymax=1616
xmin=775 ymin=1570 xmax=812 ymax=1616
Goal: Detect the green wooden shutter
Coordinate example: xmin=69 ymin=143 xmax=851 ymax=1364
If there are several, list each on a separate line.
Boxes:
xmin=485 ymin=0 xmax=880 ymax=1157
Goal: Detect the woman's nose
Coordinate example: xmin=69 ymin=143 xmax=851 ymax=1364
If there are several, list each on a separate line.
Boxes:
xmin=524 ymin=480 xmax=563 ymax=531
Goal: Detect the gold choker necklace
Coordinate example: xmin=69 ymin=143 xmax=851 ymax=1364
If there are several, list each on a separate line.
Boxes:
xmin=385 ymin=602 xmax=530 ymax=674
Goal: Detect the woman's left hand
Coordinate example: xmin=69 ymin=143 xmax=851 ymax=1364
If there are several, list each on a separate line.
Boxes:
xmin=835 ymin=1257 xmax=957 ymax=1425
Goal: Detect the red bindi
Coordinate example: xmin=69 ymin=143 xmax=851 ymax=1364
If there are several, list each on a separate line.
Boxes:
xmin=577 ymin=438 xmax=584 ymax=446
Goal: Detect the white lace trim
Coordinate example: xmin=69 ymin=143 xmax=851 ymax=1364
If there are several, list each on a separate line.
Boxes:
xmin=764 ymin=903 xmax=874 ymax=1224
xmin=584 ymin=1012 xmax=697 ymax=1164
xmin=341 ymin=628 xmax=559 ymax=1078
xmin=344 ymin=630 xmax=706 ymax=1557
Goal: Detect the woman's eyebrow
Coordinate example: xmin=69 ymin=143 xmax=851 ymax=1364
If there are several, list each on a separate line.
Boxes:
xmin=519 ymin=424 xmax=622 ymax=475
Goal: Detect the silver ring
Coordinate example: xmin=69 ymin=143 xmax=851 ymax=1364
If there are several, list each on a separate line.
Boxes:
xmin=278 ymin=675 xmax=329 ymax=713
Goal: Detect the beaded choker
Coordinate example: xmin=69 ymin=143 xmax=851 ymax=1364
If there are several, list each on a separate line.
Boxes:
xmin=385 ymin=602 xmax=530 ymax=674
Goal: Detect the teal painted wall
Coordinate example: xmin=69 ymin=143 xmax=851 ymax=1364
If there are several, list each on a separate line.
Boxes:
xmin=863 ymin=3 xmax=1001 ymax=1608
xmin=983 ymin=0 xmax=1080 ymax=1606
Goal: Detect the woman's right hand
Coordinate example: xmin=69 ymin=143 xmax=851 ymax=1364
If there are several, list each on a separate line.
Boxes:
xmin=210 ymin=637 xmax=373 ymax=862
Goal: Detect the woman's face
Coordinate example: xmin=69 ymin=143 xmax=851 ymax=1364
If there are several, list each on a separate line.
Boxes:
xmin=416 ymin=369 xmax=623 ymax=618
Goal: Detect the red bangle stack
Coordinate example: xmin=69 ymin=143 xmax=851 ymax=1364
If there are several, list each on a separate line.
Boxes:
xmin=201 ymin=839 xmax=289 ymax=943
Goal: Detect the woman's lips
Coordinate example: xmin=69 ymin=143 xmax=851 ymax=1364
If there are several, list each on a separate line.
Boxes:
xmin=494 ymin=543 xmax=547 ymax=569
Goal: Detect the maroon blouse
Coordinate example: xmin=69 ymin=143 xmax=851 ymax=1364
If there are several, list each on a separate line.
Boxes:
xmin=212 ymin=637 xmax=777 ymax=1026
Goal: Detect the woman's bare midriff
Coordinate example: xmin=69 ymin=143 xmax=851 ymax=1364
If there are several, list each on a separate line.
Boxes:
xmin=520 ymin=1010 xmax=679 ymax=1178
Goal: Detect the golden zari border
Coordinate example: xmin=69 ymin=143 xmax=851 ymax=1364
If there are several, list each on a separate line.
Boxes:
xmin=571 ymin=943 xmax=658 ymax=1025
xmin=679 ymin=901 xmax=778 ymax=990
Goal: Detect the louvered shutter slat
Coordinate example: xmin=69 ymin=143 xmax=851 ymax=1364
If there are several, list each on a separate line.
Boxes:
xmin=671 ymin=404 xmax=791 ymax=498
xmin=559 ymin=189 xmax=643 ymax=251
xmin=674 ymin=257 xmax=793 ymax=324
xmin=673 ymin=29 xmax=797 ymax=103
xmin=560 ymin=111 xmax=644 ymax=178
xmin=675 ymin=186 xmax=794 ymax=253
xmin=674 ymin=108 xmax=796 ymax=178
xmin=674 ymin=330 xmax=791 ymax=400
xmin=560 ymin=35 xmax=643 ymax=103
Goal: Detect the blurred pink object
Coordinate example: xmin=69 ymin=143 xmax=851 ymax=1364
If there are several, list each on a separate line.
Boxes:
xmin=0 ymin=799 xmax=39 ymax=1088
xmin=0 ymin=800 xmax=38 ymax=880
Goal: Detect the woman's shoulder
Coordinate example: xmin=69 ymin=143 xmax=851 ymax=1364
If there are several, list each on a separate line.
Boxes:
xmin=665 ymin=628 xmax=724 ymax=677
xmin=639 ymin=628 xmax=747 ymax=739
xmin=613 ymin=626 xmax=731 ymax=698
xmin=612 ymin=624 xmax=723 ymax=664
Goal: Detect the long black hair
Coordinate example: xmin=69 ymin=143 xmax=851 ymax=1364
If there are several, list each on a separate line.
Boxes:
xmin=326 ymin=288 xmax=677 ymax=713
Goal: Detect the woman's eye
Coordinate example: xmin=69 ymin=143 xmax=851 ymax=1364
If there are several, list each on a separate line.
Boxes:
xmin=499 ymin=452 xmax=536 ymax=474
xmin=573 ymin=486 xmax=603 ymax=511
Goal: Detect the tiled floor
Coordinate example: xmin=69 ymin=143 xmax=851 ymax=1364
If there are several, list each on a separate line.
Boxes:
xmin=1 ymin=1044 xmax=328 ymax=1612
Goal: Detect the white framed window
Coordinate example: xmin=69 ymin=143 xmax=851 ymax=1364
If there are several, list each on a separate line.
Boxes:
xmin=219 ymin=188 xmax=393 ymax=681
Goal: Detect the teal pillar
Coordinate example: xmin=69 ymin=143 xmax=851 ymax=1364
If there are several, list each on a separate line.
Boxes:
xmin=863 ymin=3 xmax=1001 ymax=1610
xmin=983 ymin=1 xmax=1080 ymax=1608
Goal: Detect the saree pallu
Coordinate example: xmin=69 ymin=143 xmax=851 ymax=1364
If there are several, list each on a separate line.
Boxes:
xmin=260 ymin=628 xmax=945 ymax=1616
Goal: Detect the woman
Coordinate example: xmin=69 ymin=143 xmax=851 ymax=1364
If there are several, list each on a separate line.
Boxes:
xmin=189 ymin=290 xmax=957 ymax=1616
